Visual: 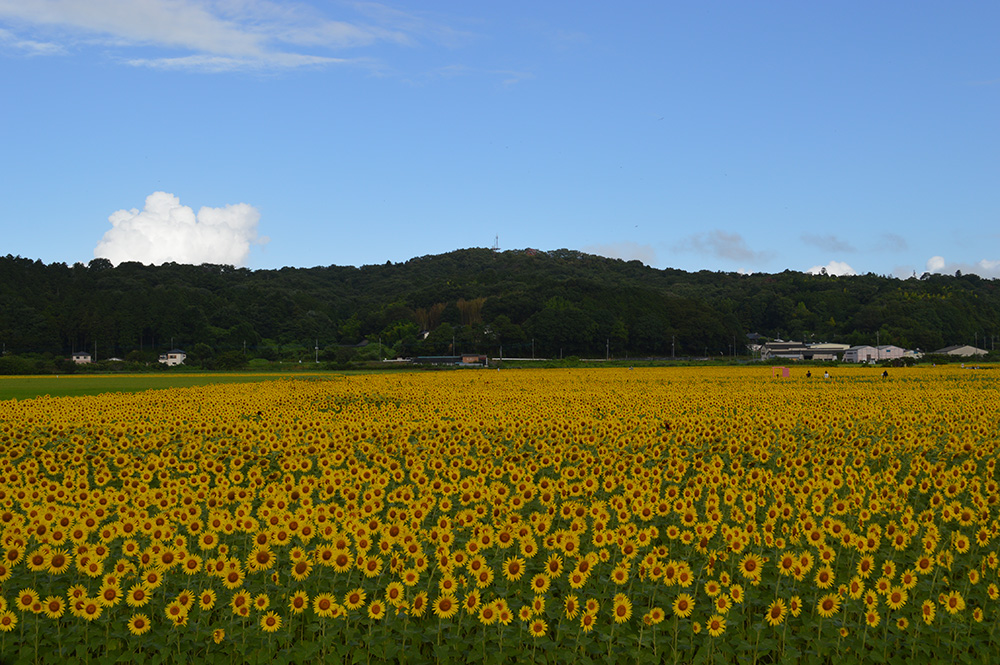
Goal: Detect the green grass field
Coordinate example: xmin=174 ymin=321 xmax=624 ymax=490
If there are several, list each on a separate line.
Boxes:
xmin=0 ymin=373 xmax=317 ymax=401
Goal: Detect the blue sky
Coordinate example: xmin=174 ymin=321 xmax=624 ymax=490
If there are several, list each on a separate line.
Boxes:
xmin=1 ymin=1 xmax=997 ymax=278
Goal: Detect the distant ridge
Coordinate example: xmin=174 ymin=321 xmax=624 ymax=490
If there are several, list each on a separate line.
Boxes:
xmin=0 ymin=248 xmax=996 ymax=362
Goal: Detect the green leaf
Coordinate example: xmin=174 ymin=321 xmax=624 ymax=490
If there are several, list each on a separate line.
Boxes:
xmin=292 ymin=641 xmax=321 ymax=662
xmin=757 ymin=637 xmax=778 ymax=652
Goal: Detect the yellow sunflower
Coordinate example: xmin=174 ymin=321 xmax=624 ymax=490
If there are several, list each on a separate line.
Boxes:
xmin=564 ymin=594 xmax=580 ymax=620
xmin=886 ymin=586 xmax=908 ymax=611
xmin=42 ymin=596 xmax=65 ymax=619
xmin=126 ymin=584 xmax=152 ymax=608
xmin=16 ymin=589 xmax=39 ymax=613
xmin=259 ymin=611 xmax=282 ymax=632
xmin=478 ymin=602 xmax=498 ymax=625
xmin=739 ymin=553 xmax=763 ymax=582
xmin=672 ymin=593 xmax=694 ymax=618
xmin=344 ymin=588 xmax=366 ymax=611
xmin=199 ymin=590 xmax=217 ymax=611
xmin=612 ymin=593 xmax=632 ymax=624
xmin=410 ymin=592 xmax=428 ymax=617
xmin=367 ymin=600 xmax=385 ymax=620
xmin=921 ymin=600 xmax=935 ymax=624
xmin=312 ymin=593 xmax=335 ymax=618
xmin=502 ymin=556 xmax=525 ymax=582
xmin=530 ymin=573 xmax=551 ymax=595
xmin=127 ymin=613 xmax=151 ymax=636
xmin=816 ymin=593 xmax=840 ymax=618
xmin=289 ymin=590 xmax=308 ymax=615
xmin=707 ymin=614 xmax=726 ymax=637
xmin=765 ymin=599 xmax=785 ymax=627
xmin=433 ymin=595 xmax=458 ymax=619
xmin=0 ymin=611 xmax=16 ymax=632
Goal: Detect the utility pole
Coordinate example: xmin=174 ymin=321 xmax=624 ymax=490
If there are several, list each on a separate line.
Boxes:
xmin=606 ymin=338 xmax=609 ymax=361
xmin=315 ymin=339 xmax=319 ymax=363
xmin=672 ymin=335 xmax=675 ymax=359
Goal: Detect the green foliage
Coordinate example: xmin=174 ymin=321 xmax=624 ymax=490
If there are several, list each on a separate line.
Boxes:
xmin=0 ymin=374 xmax=292 ymax=401
xmin=1 ymin=250 xmax=998 ymax=368
xmin=212 ymin=350 xmax=249 ymax=370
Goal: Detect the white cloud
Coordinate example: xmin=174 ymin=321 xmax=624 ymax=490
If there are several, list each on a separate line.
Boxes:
xmin=126 ymin=52 xmax=347 ymax=73
xmin=0 ymin=0 xmax=433 ymax=71
xmin=94 ymin=191 xmax=265 ymax=266
xmin=583 ymin=241 xmax=657 ymax=265
xmin=0 ymin=26 xmax=65 ymax=54
xmin=926 ymin=256 xmax=946 ymax=272
xmin=676 ymin=230 xmax=773 ymax=264
xmin=806 ymin=260 xmax=856 ymax=276
xmin=925 ymin=255 xmax=1000 ymax=279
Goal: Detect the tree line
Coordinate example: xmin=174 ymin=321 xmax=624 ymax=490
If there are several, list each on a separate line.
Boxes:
xmin=1 ymin=249 xmax=997 ymax=372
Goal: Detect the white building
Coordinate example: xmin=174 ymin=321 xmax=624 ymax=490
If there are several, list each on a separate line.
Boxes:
xmin=158 ymin=349 xmax=187 ymax=366
xmin=875 ymin=345 xmax=906 ymax=361
xmin=71 ymin=352 xmax=92 ymax=364
xmin=843 ymin=345 xmax=877 ymax=363
xmin=931 ymin=345 xmax=988 ymax=357
xmin=807 ymin=343 xmax=850 ymax=361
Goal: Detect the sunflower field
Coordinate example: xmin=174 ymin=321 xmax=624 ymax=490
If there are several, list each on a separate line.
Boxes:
xmin=0 ymin=366 xmax=998 ymax=664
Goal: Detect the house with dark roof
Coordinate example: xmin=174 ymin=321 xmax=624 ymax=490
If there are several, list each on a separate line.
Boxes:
xmin=761 ymin=341 xmax=849 ymax=361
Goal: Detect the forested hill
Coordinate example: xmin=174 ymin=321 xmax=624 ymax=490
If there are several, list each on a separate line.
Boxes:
xmin=1 ymin=249 xmax=998 ymax=363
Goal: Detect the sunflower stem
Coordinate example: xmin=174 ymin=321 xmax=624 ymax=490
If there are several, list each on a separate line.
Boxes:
xmin=672 ymin=615 xmax=679 ymax=665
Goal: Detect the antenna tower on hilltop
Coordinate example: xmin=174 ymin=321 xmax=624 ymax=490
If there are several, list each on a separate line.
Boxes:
xmin=491 ymin=235 xmax=500 ymax=252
